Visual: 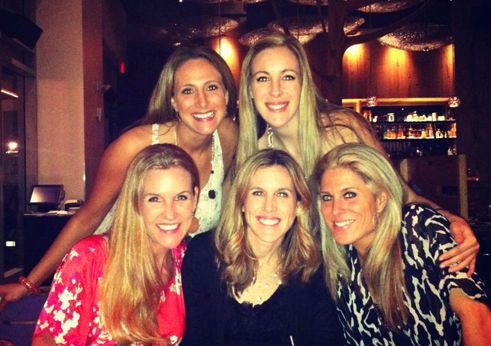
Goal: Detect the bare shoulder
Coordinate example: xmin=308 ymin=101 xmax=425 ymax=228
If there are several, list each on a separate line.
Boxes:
xmin=107 ymin=125 xmax=152 ymax=155
xmin=320 ymin=108 xmax=368 ymax=129
xmin=217 ymin=117 xmax=239 ymax=170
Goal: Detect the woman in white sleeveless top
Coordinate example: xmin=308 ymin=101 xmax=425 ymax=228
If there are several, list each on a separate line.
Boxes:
xmin=0 ymin=45 xmax=238 ymax=307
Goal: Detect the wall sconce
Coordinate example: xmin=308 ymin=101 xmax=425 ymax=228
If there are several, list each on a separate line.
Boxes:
xmin=448 ymin=96 xmax=461 ymax=108
xmin=6 ymin=141 xmax=19 ymax=155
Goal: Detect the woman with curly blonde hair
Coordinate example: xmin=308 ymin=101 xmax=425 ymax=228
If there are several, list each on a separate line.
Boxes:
xmin=182 ymin=149 xmax=343 ymax=345
xmin=33 ymin=144 xmax=199 ymax=345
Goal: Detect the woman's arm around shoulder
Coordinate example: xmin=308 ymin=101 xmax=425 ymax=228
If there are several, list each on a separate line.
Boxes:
xmin=449 ymin=288 xmax=491 ymax=346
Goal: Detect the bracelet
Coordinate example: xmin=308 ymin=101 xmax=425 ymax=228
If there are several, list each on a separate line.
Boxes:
xmin=19 ymin=276 xmax=41 ymax=295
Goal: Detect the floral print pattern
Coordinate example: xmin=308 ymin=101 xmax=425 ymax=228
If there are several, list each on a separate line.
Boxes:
xmin=34 ymin=235 xmax=186 ymax=345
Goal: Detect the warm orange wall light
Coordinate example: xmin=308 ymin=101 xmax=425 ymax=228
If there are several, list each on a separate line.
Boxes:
xmin=385 ymin=46 xmax=409 ymax=65
xmin=344 ymin=44 xmax=364 ymax=63
xmin=445 ymin=44 xmax=455 ymax=81
xmin=213 ymin=36 xmax=240 ymax=85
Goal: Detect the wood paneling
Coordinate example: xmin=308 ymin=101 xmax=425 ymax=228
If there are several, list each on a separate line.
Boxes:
xmin=308 ymin=40 xmax=454 ymax=99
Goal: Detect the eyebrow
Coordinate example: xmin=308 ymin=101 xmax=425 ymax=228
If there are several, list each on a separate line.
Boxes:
xmin=251 ymin=68 xmax=299 ymax=76
xmin=249 ymin=186 xmax=295 ymax=193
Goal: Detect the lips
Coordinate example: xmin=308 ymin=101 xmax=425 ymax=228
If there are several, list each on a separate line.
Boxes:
xmin=266 ymin=102 xmax=288 ymax=112
xmin=192 ymin=111 xmax=215 ymax=120
xmin=257 ymin=216 xmax=281 ymax=226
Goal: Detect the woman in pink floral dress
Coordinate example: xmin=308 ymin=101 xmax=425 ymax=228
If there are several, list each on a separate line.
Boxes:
xmin=32 ymin=144 xmax=200 ymax=345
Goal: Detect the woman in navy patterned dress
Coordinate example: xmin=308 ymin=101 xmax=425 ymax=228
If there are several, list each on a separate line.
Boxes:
xmin=313 ymin=143 xmax=491 ymax=345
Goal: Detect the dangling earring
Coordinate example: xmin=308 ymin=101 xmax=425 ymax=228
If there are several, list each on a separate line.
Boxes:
xmin=188 ymin=216 xmax=199 ymax=234
xmin=266 ymin=124 xmax=274 ymax=148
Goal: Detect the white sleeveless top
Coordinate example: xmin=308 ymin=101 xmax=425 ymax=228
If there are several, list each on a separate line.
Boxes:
xmin=95 ymin=124 xmax=224 ymax=235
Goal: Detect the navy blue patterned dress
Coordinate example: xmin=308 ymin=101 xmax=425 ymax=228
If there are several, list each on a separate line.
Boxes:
xmin=335 ymin=204 xmax=487 ymax=345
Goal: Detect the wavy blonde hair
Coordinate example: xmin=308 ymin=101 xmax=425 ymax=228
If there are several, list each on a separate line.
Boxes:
xmin=313 ymin=143 xmax=408 ymax=330
xmin=236 ymin=33 xmax=324 ymax=179
xmin=100 ymin=144 xmax=199 ymax=344
xmin=215 ymin=149 xmax=320 ymax=297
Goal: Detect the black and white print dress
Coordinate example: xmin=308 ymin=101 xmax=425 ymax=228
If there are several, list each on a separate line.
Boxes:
xmin=335 ymin=203 xmax=487 ymax=346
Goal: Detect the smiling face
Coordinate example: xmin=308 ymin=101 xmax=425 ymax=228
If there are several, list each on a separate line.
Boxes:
xmin=172 ymin=58 xmax=228 ymax=137
xmin=319 ymin=167 xmax=386 ymax=257
xmin=141 ymin=167 xmax=198 ymax=257
xmin=250 ymin=46 xmax=301 ymax=131
xmin=243 ymin=165 xmax=298 ymax=252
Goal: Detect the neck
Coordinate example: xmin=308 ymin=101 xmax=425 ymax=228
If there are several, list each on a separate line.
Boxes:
xmin=175 ymin=122 xmax=212 ymax=153
xmin=248 ymin=237 xmax=282 ymax=268
xmin=268 ymin=124 xmax=303 ymax=167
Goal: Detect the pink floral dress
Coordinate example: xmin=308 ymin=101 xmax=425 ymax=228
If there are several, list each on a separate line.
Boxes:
xmin=34 ymin=235 xmax=186 ymax=345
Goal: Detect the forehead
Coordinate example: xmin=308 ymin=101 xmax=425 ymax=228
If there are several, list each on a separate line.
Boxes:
xmin=249 ymin=165 xmax=294 ymax=187
xmin=143 ymin=167 xmax=193 ymax=190
xmin=174 ymin=58 xmax=223 ymax=83
xmin=251 ymin=46 xmax=300 ymax=72
xmin=321 ymin=167 xmax=364 ymax=187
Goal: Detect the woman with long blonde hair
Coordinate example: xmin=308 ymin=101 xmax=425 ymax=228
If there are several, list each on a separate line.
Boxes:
xmin=314 ymin=143 xmax=490 ymax=345
xmin=33 ymin=144 xmax=199 ymax=345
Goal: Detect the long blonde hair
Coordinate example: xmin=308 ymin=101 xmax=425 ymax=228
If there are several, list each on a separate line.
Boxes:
xmin=100 ymin=144 xmax=199 ymax=344
xmin=236 ymin=33 xmax=324 ymax=179
xmin=215 ymin=149 xmax=320 ymax=297
xmin=313 ymin=143 xmax=408 ymax=329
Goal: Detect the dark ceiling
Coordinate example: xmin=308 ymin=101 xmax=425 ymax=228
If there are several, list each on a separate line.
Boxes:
xmin=119 ymin=0 xmax=452 ymax=49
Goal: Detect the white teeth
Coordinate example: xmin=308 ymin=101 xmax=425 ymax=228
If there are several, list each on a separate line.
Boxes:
xmin=267 ymin=103 xmax=287 ymax=111
xmin=158 ymin=224 xmax=178 ymax=232
xmin=258 ymin=217 xmax=280 ymax=226
xmin=334 ymin=220 xmax=354 ymax=227
xmin=193 ymin=111 xmax=214 ymax=119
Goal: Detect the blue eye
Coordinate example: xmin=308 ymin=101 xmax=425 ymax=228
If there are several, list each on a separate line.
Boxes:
xmin=344 ymin=191 xmax=356 ymax=199
xmin=320 ymin=193 xmax=332 ymax=202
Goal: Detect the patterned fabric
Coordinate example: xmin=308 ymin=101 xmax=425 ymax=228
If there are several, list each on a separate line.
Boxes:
xmin=191 ymin=130 xmax=224 ymax=236
xmin=34 ymin=235 xmax=186 ymax=345
xmin=336 ymin=204 xmax=487 ymax=346
xmin=95 ymin=125 xmax=223 ymax=235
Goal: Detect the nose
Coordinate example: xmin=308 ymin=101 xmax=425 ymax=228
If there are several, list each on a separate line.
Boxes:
xmin=163 ymin=201 xmax=177 ymax=220
xmin=331 ymin=198 xmax=344 ymax=217
xmin=196 ymin=89 xmax=208 ymax=108
xmin=263 ymin=195 xmax=277 ymax=212
xmin=270 ymin=77 xmax=281 ymax=97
